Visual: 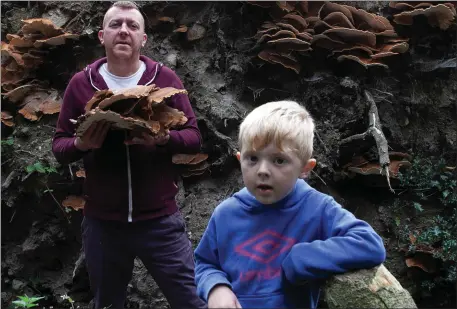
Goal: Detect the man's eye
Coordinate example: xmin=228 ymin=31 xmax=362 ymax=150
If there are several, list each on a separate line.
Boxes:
xmin=130 ymin=24 xmax=139 ymax=29
xmin=110 ymin=22 xmax=120 ymax=27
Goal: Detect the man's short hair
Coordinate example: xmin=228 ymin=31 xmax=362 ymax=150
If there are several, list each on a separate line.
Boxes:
xmin=103 ymin=1 xmax=144 ymax=28
xmin=238 ymin=100 xmax=315 ymax=162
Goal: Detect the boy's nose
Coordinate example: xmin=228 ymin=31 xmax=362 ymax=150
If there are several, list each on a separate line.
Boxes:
xmin=257 ymin=161 xmax=270 ymax=177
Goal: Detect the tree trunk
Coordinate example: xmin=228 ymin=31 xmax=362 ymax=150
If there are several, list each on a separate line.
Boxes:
xmin=324 ymin=264 xmax=417 ymax=309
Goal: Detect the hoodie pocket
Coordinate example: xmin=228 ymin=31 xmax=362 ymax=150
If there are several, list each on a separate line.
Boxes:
xmin=237 ymin=292 xmax=286 ymax=309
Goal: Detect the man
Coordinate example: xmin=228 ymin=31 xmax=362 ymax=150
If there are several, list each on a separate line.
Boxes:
xmin=52 ymin=2 xmax=206 ymax=308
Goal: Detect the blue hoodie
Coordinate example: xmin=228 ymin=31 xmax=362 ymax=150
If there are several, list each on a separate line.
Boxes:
xmin=194 ymin=179 xmax=386 ymax=308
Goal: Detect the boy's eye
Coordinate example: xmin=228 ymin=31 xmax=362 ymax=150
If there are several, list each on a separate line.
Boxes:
xmin=274 ymin=158 xmax=286 ymax=165
xmin=248 ymin=156 xmax=258 ymax=163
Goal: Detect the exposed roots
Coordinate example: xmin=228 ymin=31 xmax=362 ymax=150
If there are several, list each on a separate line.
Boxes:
xmin=340 ymin=90 xmax=394 ymax=193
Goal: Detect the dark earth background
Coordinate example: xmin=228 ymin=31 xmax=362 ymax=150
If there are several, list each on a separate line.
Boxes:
xmin=1 ymin=1 xmax=456 ymax=308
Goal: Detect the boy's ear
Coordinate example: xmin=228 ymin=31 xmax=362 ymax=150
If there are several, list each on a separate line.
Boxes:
xmin=300 ymin=158 xmax=316 ymax=179
xmin=236 ymin=151 xmax=241 ymax=162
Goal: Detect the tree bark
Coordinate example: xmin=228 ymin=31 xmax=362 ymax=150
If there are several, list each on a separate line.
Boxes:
xmin=324 ymin=264 xmax=417 ymax=309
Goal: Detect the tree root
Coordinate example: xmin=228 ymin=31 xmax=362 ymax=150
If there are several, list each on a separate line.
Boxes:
xmin=340 ymin=90 xmax=394 ymax=193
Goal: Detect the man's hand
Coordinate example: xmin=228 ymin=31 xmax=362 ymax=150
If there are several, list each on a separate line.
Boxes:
xmin=74 ymin=121 xmax=111 ymax=151
xmin=124 ymin=131 xmax=170 ymax=146
xmin=208 ymin=285 xmax=242 ymax=309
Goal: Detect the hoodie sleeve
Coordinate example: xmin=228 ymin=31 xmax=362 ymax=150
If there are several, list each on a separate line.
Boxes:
xmin=157 ymin=67 xmax=202 ymax=154
xmin=194 ymin=213 xmax=232 ymax=302
xmin=52 ymin=74 xmax=89 ymax=165
xmin=282 ymin=198 xmax=386 ymax=284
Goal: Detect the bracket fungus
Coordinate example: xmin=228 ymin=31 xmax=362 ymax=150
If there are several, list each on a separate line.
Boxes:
xmin=1 ymin=111 xmax=14 ymax=127
xmin=1 ymin=18 xmax=79 ymax=90
xmin=62 ymin=195 xmax=86 ymax=211
xmin=312 ymin=2 xmax=409 ymax=69
xmin=73 ymin=85 xmax=188 ymax=139
xmin=2 ymin=84 xmax=62 ymax=122
xmin=172 ymin=153 xmax=210 ymax=178
xmin=344 ymin=152 xmax=412 ymax=188
xmin=252 ymin=2 xmax=317 ymax=73
xmin=389 ymin=2 xmax=457 ymax=30
xmin=250 ymin=1 xmax=410 ymax=72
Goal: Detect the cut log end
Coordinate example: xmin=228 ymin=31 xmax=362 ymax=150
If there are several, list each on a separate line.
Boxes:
xmin=324 ymin=264 xmax=417 ymax=309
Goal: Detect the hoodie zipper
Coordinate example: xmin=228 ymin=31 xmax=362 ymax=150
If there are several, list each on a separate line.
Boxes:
xmin=88 ymin=63 xmax=161 ymax=223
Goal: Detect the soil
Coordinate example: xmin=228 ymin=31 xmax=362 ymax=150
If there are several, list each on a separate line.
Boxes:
xmin=1 ymin=1 xmax=456 ymax=309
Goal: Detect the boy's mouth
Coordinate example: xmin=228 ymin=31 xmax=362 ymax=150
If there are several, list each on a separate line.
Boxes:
xmin=257 ymin=184 xmax=273 ymax=192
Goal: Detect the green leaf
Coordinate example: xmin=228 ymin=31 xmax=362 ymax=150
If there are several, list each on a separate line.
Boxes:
xmin=413 ymin=202 xmax=424 ymax=212
xmin=442 ymin=190 xmax=450 ymax=199
xmin=33 ymin=162 xmax=46 ymax=174
xmin=28 ymin=297 xmax=44 ymax=303
xmin=12 ymin=300 xmax=26 ymax=307
xmin=395 ymin=217 xmax=401 ymax=226
xmin=26 ymin=165 xmax=36 ymax=173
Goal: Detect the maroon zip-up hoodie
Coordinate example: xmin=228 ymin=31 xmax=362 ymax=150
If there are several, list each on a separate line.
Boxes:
xmin=52 ymin=56 xmax=201 ymax=222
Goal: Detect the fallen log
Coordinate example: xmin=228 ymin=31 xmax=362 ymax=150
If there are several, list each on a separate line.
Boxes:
xmin=324 ymin=264 xmax=417 ymax=309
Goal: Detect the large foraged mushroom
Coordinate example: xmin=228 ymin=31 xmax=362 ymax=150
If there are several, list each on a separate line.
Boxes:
xmin=389 ymin=2 xmax=457 ymax=30
xmin=72 ymin=85 xmax=188 ymax=139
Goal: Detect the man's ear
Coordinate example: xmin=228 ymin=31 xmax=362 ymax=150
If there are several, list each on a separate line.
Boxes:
xmin=236 ymin=151 xmax=241 ymax=162
xmin=142 ymin=34 xmax=147 ymax=47
xmin=300 ymin=158 xmax=316 ymax=179
xmin=98 ymin=30 xmax=104 ymax=45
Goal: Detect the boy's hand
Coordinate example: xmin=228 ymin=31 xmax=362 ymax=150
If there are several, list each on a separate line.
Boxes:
xmin=208 ymin=285 xmax=242 ymax=308
xmin=74 ymin=121 xmax=110 ymax=151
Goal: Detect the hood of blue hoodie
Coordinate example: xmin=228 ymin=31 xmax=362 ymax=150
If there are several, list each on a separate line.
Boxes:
xmin=83 ymin=55 xmax=162 ymax=91
xmin=233 ymin=179 xmax=313 ymax=212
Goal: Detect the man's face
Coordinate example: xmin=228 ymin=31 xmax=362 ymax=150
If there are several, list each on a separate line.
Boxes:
xmin=98 ymin=7 xmax=147 ymax=60
xmin=239 ymin=143 xmax=306 ymax=205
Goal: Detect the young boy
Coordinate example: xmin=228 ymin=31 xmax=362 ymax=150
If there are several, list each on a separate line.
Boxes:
xmin=194 ymin=100 xmax=386 ymax=309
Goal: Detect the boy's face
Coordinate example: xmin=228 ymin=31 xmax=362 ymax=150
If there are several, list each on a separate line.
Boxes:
xmin=238 ymin=143 xmax=315 ymax=205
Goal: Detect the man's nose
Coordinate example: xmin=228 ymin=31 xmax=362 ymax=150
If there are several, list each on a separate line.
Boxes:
xmin=119 ymin=23 xmax=129 ymax=34
xmin=257 ymin=160 xmax=270 ymax=177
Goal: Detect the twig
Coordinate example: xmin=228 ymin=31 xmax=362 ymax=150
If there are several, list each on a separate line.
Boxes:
xmin=2 ymin=159 xmax=12 ymax=166
xmin=340 ymin=90 xmax=394 ymax=193
xmin=315 ymin=130 xmax=329 ymax=154
xmin=9 ymin=210 xmax=16 ymax=223
xmin=44 ymin=183 xmax=70 ymax=224
xmin=369 ymin=88 xmax=394 ymax=97
xmin=15 ymin=149 xmax=37 ymax=156
xmin=64 ymin=10 xmax=88 ymax=32
xmin=311 ymin=170 xmax=327 ymax=186
xmin=68 ymin=165 xmax=74 ymax=181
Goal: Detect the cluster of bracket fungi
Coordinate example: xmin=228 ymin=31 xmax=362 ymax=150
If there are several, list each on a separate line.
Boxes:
xmin=1 ymin=18 xmax=79 ymax=125
xmin=251 ymin=1 xmax=456 ymax=73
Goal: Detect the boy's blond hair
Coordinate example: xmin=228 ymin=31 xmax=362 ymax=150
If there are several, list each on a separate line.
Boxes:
xmin=238 ymin=100 xmax=314 ymax=162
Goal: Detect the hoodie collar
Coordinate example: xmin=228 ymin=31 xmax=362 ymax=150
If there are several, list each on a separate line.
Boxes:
xmin=234 ymin=179 xmax=312 ymax=212
xmin=84 ymin=55 xmax=163 ymax=91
